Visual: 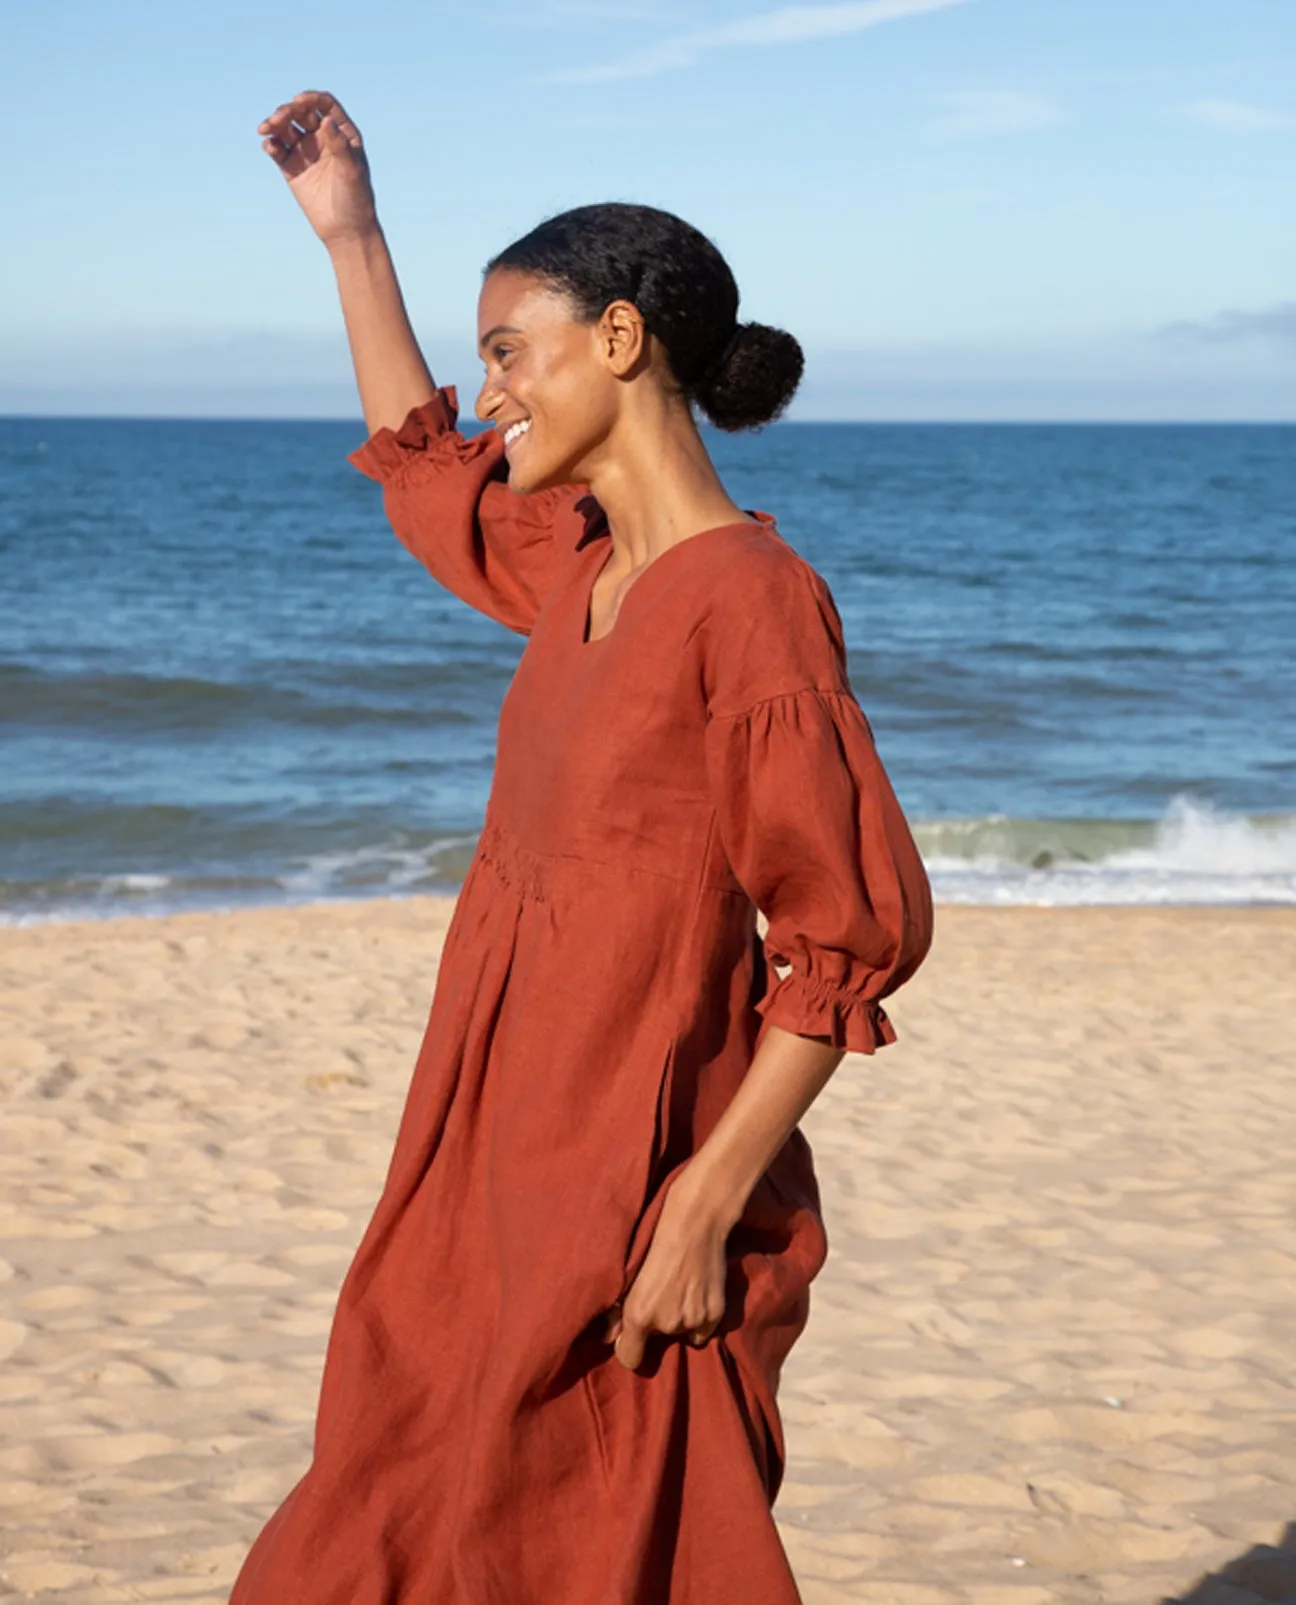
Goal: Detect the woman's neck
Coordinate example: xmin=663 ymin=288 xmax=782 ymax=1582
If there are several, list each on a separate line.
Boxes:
xmin=583 ymin=393 xmax=756 ymax=569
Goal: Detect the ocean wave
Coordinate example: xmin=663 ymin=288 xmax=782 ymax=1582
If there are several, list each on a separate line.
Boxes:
xmin=0 ymin=664 xmax=481 ymax=734
xmin=4 ymin=800 xmax=1292 ymax=924
xmin=919 ymin=798 xmax=1296 ymax=905
xmin=275 ymin=836 xmax=481 ymax=898
xmin=0 ymin=835 xmax=482 ymax=925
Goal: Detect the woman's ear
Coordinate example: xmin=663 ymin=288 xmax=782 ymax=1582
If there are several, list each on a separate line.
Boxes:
xmin=596 ymin=299 xmax=648 ymax=377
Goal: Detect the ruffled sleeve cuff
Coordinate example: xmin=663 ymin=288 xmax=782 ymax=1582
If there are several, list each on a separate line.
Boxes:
xmin=347 ymin=386 xmax=498 ymax=484
xmin=756 ymin=967 xmax=898 ymax=1055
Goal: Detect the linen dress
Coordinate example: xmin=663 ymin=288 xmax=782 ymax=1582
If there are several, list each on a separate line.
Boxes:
xmin=230 ymin=387 xmax=933 ymax=1605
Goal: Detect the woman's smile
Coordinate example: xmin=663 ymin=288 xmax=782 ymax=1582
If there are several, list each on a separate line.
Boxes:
xmin=245 ymin=100 xmax=926 ymax=1597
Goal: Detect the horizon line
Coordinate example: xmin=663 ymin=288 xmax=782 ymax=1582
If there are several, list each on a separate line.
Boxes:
xmin=3 ymin=412 xmax=1294 ymax=428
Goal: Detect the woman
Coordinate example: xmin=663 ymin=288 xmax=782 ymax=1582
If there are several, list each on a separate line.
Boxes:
xmin=233 ymin=89 xmax=933 ymax=1605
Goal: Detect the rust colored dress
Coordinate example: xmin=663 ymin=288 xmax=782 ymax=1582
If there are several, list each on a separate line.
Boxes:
xmin=230 ymin=388 xmax=933 ymax=1605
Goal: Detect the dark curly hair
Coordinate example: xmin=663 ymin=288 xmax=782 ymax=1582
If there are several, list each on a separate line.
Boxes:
xmin=485 ymin=202 xmax=803 ymax=432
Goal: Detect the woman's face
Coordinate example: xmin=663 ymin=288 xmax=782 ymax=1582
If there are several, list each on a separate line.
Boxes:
xmin=474 ymin=269 xmax=632 ymax=495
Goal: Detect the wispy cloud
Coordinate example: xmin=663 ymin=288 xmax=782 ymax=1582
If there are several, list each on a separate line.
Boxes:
xmin=551 ymin=0 xmax=973 ymax=84
xmin=1159 ymin=304 xmax=1296 ymax=348
xmin=498 ymin=1 xmax=675 ymax=32
xmin=543 ymin=1 xmax=675 ymax=20
xmin=929 ymin=90 xmax=1067 ymax=137
xmin=1176 ymin=98 xmax=1296 ymax=132
xmin=555 ymin=108 xmax=727 ymax=132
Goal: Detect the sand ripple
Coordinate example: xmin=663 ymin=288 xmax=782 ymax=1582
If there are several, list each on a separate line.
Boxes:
xmin=1 ymin=901 xmax=1294 ymax=1603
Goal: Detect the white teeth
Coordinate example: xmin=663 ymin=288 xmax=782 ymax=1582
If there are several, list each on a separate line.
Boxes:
xmin=503 ymin=419 xmax=531 ymax=447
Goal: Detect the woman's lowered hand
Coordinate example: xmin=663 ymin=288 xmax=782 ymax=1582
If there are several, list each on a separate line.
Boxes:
xmin=604 ymin=1025 xmax=847 ymax=1370
xmin=257 ymin=89 xmax=378 ymax=248
xmin=604 ymin=1168 xmax=731 ymax=1370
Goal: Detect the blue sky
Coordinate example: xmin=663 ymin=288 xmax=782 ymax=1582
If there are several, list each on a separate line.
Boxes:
xmin=2 ymin=0 xmax=1293 ymax=418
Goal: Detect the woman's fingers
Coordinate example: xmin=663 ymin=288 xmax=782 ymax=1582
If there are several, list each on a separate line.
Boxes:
xmin=686 ymin=1308 xmax=722 ymax=1345
xmin=259 ymin=126 xmax=310 ymax=169
xmin=607 ymin=1297 xmax=723 ymax=1366
xmin=318 ymin=116 xmax=361 ymax=160
xmin=258 ymin=114 xmax=331 ymax=177
xmin=313 ymin=93 xmax=364 ymax=147
xmin=256 ymin=94 xmax=327 ymax=151
xmin=332 ymin=115 xmax=364 ymax=149
xmin=258 ymin=91 xmax=365 ymax=173
xmin=613 ymin=1314 xmax=649 ymax=1371
xmin=260 ymin=131 xmax=314 ymax=179
xmin=258 ymin=119 xmax=307 ymax=168
xmin=259 ymin=101 xmax=302 ymax=136
xmin=283 ymin=90 xmax=364 ymax=148
xmin=613 ymin=1317 xmax=715 ymax=1365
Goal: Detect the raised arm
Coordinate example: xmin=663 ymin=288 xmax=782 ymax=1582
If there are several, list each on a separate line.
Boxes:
xmin=256 ymin=91 xmax=586 ymax=633
xmin=258 ymin=90 xmax=433 ymax=435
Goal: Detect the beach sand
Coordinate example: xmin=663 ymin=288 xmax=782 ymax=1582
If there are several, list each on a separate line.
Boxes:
xmin=2 ymin=900 xmax=1294 ymax=1604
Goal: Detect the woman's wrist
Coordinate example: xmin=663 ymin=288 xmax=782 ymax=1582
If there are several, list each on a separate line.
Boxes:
xmin=671 ymin=1150 xmax=756 ymax=1238
xmin=671 ymin=1031 xmax=846 ymax=1239
xmin=325 ymin=220 xmax=387 ymax=262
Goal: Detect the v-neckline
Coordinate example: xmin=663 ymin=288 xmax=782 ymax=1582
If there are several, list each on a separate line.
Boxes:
xmin=578 ymin=513 xmax=774 ymax=648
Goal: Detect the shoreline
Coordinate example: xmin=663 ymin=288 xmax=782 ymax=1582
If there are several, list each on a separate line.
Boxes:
xmin=6 ymin=799 xmax=1296 ymax=928
xmin=4 ymin=885 xmax=1296 ymax=931
xmin=3 ymin=900 xmax=1295 ymax=1603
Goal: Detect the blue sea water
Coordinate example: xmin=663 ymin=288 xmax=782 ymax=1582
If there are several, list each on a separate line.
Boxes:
xmin=1 ymin=414 xmax=1293 ymax=920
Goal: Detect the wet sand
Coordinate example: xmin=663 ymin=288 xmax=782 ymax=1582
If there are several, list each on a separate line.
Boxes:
xmin=2 ymin=901 xmax=1294 ymax=1603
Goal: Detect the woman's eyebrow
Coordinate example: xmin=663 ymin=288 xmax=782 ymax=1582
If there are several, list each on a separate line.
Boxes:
xmin=478 ymin=324 xmax=522 ymax=351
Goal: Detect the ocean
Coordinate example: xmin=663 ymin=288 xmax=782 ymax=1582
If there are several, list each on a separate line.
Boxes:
xmin=2 ymin=414 xmax=1293 ymax=921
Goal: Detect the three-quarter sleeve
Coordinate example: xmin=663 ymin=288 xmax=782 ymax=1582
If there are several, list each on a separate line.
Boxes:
xmin=347 ymin=386 xmax=586 ymax=635
xmin=702 ymin=547 xmax=933 ymax=1054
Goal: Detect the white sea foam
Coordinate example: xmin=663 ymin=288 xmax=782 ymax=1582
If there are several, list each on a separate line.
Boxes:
xmin=276 ymin=836 xmax=480 ymax=898
xmin=923 ymin=798 xmax=1296 ymax=906
xmin=97 ymin=873 xmax=172 ymax=894
xmin=4 ymin=805 xmax=1292 ymax=924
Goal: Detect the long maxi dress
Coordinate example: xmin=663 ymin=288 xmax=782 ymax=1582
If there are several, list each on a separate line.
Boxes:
xmin=229 ymin=387 xmax=934 ymax=1605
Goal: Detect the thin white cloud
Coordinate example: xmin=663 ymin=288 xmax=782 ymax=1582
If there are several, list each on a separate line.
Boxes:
xmin=552 ymin=0 xmax=973 ymax=84
xmin=542 ymin=1 xmax=674 ymax=19
xmin=703 ymin=0 xmax=968 ymax=44
xmin=554 ymin=108 xmax=728 ymax=133
xmin=1159 ymin=304 xmax=1296 ymax=348
xmin=930 ymin=90 xmax=1067 ymax=137
xmin=499 ymin=1 xmax=675 ymax=31
xmin=1176 ymin=98 xmax=1296 ymax=132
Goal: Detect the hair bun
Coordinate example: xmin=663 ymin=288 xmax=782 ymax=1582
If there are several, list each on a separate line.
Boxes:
xmin=691 ymin=321 xmax=804 ymax=432
xmin=487 ymin=203 xmax=804 ymax=432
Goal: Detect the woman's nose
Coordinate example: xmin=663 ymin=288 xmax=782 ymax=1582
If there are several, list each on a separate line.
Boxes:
xmin=475 ymin=377 xmax=503 ymax=424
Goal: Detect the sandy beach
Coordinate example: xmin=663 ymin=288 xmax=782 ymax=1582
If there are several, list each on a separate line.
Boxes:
xmin=2 ymin=899 xmax=1294 ymax=1604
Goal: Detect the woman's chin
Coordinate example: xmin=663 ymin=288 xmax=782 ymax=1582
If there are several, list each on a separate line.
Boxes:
xmin=506 ymin=456 xmax=565 ymax=496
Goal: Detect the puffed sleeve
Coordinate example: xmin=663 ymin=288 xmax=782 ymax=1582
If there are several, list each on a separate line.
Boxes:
xmin=347 ymin=385 xmax=589 ymax=635
xmin=703 ymin=551 xmax=933 ymax=1054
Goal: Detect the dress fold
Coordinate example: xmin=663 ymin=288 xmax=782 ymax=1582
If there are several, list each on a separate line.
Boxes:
xmin=230 ymin=404 xmax=933 ymax=1605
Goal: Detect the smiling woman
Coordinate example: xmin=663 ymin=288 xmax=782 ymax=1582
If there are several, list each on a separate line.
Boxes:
xmin=232 ymin=88 xmax=933 ymax=1605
